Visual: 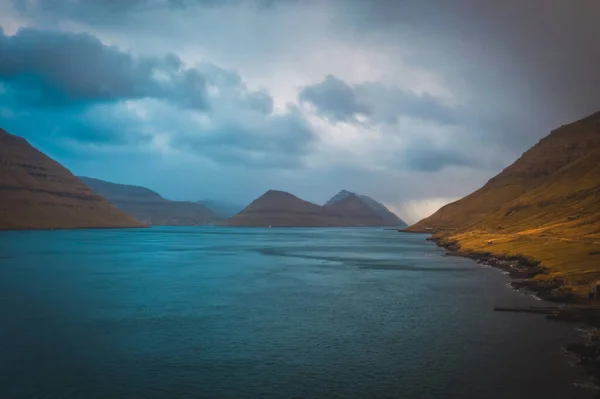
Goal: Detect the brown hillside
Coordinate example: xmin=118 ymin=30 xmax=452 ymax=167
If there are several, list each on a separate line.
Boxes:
xmin=406 ymin=111 xmax=600 ymax=295
xmin=223 ymin=190 xmax=402 ymax=227
xmin=0 ymin=128 xmax=145 ymax=230
xmin=222 ymin=190 xmax=347 ymax=227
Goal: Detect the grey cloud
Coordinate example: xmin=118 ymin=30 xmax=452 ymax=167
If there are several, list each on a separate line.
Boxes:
xmin=0 ymin=27 xmax=209 ymax=109
xmin=196 ymin=63 xmax=273 ymax=115
xmin=0 ymin=27 xmax=285 ymax=159
xmin=299 ymin=75 xmax=456 ymax=125
xmin=298 ymin=75 xmax=369 ymax=124
xmin=1 ymin=93 xmax=313 ymax=169
xmin=400 ymin=145 xmax=480 ymax=172
xmin=0 ymin=92 xmax=154 ymax=147
xmin=0 ymin=27 xmax=275 ymax=116
xmin=10 ymin=0 xmax=290 ymax=25
xmin=5 ymin=0 xmax=600 ymax=208
xmin=170 ymin=106 xmax=314 ymax=168
xmin=340 ymin=0 xmax=600 ymax=149
xmin=245 ymin=90 xmax=274 ymax=114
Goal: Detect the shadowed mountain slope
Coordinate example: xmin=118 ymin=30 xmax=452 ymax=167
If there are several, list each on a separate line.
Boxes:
xmin=0 ymin=129 xmax=144 ymax=230
xmin=80 ymin=177 xmax=219 ymax=226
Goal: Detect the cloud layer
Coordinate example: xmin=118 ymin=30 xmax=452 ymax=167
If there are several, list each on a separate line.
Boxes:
xmin=1 ymin=0 xmax=599 ymax=220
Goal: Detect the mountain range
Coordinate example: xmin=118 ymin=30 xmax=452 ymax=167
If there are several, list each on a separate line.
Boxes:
xmin=223 ymin=189 xmax=405 ymax=227
xmin=80 ymin=177 xmax=220 ymax=226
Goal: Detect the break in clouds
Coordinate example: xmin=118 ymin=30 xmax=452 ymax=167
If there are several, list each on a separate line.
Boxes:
xmin=1 ymin=0 xmax=599 ymax=223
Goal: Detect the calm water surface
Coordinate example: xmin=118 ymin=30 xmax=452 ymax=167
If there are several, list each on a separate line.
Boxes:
xmin=0 ymin=227 xmax=592 ymax=398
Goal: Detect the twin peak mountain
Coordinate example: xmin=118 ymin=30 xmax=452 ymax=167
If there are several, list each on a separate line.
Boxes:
xmin=223 ymin=189 xmax=406 ymax=227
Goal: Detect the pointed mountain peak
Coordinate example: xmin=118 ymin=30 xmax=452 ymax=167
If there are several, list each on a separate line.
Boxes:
xmin=0 ymin=128 xmax=144 ymax=230
xmin=242 ymin=190 xmax=315 ymax=212
xmin=325 ymin=189 xmax=357 ymax=206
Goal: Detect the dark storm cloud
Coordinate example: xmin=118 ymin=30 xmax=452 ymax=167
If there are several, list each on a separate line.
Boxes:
xmin=10 ymin=0 xmax=288 ymax=25
xmin=0 ymin=27 xmax=209 ymax=109
xmin=340 ymin=0 xmax=600 ymax=146
xmin=10 ymin=0 xmax=600 ymax=133
xmin=299 ymin=75 xmax=456 ymax=126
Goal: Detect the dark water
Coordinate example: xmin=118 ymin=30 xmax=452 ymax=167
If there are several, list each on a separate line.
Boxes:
xmin=0 ymin=227 xmax=592 ymax=398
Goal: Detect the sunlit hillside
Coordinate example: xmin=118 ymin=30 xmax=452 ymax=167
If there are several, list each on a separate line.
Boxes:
xmin=407 ymin=111 xmax=600 ymax=295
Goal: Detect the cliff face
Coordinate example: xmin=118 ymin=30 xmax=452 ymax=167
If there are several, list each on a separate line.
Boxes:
xmin=0 ymin=129 xmax=144 ymax=230
xmin=223 ymin=189 xmax=403 ymax=227
xmin=80 ymin=177 xmax=219 ymax=226
xmin=406 ymin=111 xmax=600 ymax=295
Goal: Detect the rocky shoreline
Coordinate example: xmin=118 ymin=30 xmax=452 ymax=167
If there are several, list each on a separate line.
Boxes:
xmin=428 ymin=235 xmax=600 ymax=393
xmin=429 ymin=236 xmax=576 ymax=301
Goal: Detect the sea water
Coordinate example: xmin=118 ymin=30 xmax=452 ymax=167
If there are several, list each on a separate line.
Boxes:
xmin=0 ymin=227 xmax=592 ymax=398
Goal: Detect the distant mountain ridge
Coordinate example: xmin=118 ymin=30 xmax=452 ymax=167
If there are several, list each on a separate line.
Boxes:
xmin=0 ymin=128 xmax=144 ymax=230
xmin=196 ymin=200 xmax=243 ymax=218
xmin=223 ymin=189 xmax=405 ymax=227
xmin=80 ymin=177 xmax=219 ymax=226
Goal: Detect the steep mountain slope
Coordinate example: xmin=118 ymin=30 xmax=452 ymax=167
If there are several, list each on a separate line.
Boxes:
xmin=0 ymin=129 xmax=144 ymax=230
xmin=80 ymin=177 xmax=219 ymax=226
xmin=406 ymin=111 xmax=600 ymax=294
xmin=325 ymin=190 xmax=406 ymax=226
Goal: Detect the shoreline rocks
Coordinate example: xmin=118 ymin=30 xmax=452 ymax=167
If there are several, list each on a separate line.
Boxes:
xmin=429 ymin=234 xmax=600 ymax=391
xmin=430 ymin=236 xmax=576 ymax=302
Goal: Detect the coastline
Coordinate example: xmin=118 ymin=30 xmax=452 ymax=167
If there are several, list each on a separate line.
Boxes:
xmin=425 ymin=234 xmax=600 ymax=392
xmin=428 ymin=235 xmax=574 ymax=302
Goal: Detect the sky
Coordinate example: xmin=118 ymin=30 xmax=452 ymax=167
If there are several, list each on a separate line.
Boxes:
xmin=1 ymin=0 xmax=599 ymax=223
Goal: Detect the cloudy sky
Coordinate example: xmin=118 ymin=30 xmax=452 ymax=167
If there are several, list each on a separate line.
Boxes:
xmin=1 ymin=0 xmax=599 ymax=223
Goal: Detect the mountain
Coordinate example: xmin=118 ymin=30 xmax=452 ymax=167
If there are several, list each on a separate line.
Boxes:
xmin=325 ymin=190 xmax=406 ymax=226
xmin=0 ymin=129 xmax=144 ymax=230
xmin=223 ymin=189 xmax=403 ymax=227
xmin=406 ymin=111 xmax=600 ymax=296
xmin=80 ymin=177 xmax=219 ymax=226
xmin=197 ymin=200 xmax=244 ymax=218
xmin=222 ymin=190 xmax=345 ymax=227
